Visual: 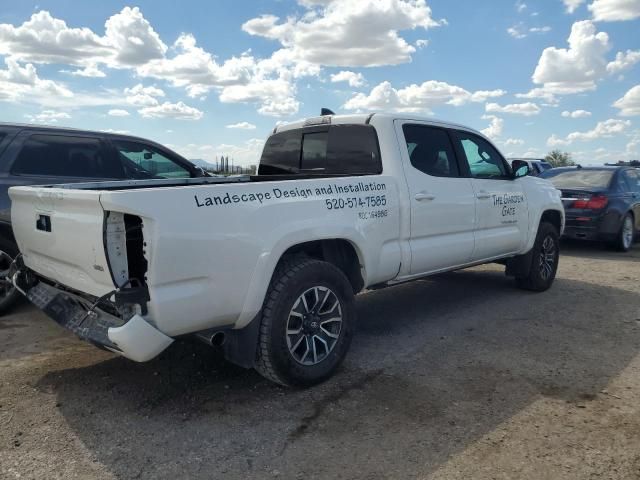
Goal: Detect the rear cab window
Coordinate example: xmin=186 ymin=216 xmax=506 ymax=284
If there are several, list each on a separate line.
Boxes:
xmin=401 ymin=124 xmax=460 ymax=178
xmin=258 ymin=124 xmax=381 ymax=176
xmin=12 ymin=134 xmax=124 ymax=178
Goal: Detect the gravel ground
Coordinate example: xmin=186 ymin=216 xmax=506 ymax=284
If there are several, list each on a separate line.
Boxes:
xmin=1 ymin=240 xmax=639 ymax=479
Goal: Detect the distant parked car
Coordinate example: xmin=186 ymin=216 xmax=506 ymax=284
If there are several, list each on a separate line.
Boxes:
xmin=539 ymin=166 xmax=640 ymax=251
xmin=0 ymin=123 xmax=206 ymax=313
xmin=510 ymin=158 xmax=553 ymax=176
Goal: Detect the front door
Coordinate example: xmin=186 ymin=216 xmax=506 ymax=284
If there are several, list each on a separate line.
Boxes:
xmin=451 ymin=130 xmax=529 ymax=261
xmin=396 ymin=121 xmax=477 ymax=275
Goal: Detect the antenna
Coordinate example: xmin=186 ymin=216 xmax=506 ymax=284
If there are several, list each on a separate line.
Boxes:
xmin=321 ymin=108 xmax=335 ymax=116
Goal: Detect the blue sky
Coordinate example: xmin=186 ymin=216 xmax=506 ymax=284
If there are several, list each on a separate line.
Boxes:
xmin=0 ymin=0 xmax=638 ymax=166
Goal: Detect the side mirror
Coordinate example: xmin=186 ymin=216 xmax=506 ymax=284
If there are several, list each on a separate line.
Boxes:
xmin=512 ymin=160 xmax=530 ymax=178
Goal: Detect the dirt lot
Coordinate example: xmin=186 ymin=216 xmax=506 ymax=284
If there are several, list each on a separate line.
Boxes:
xmin=1 ymin=241 xmax=639 ymax=479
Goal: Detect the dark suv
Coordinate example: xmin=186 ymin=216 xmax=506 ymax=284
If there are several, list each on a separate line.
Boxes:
xmin=0 ymin=123 xmax=205 ymax=313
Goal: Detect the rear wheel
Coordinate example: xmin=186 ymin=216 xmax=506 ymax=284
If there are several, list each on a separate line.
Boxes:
xmin=515 ymin=222 xmax=560 ymax=292
xmin=255 ymin=256 xmax=355 ymax=387
xmin=0 ymin=249 xmax=20 ymax=315
xmin=613 ymin=213 xmax=634 ymax=252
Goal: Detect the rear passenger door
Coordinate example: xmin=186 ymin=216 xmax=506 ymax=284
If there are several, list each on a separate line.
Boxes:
xmin=451 ymin=130 xmax=529 ymax=260
xmin=396 ymin=121 xmax=477 ymax=274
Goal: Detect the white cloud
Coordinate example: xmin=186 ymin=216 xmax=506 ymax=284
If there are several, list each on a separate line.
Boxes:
xmin=0 ymin=58 xmax=72 ymax=103
xmin=25 ymin=110 xmax=71 ymax=123
xmin=102 ymin=6 xmax=167 ymax=66
xmin=0 ymin=7 xmax=165 ymax=69
xmin=139 ymin=36 xmax=310 ymax=116
xmin=330 ymin=70 xmax=366 ymax=87
xmin=219 ymin=77 xmax=299 ymax=117
xmin=507 ymin=25 xmax=527 ymax=39
xmin=172 ymin=138 xmax=264 ymax=167
xmin=137 ymin=34 xmax=255 ymax=97
xmin=589 ymin=0 xmax=640 ymax=21
xmin=226 ymin=121 xmax=257 ymax=130
xmin=242 ymin=0 xmax=445 ymax=67
xmin=66 ymin=64 xmax=106 ymax=77
xmin=415 ymin=39 xmax=429 ymax=49
xmin=138 ymin=101 xmax=203 ymax=120
xmin=481 ymin=115 xmax=504 ymax=139
xmin=504 ymin=138 xmax=525 ymax=146
xmin=561 ymin=109 xmax=592 ymax=118
xmin=531 ymin=20 xmax=611 ymax=95
xmin=606 ymin=49 xmax=640 ymax=74
xmin=124 ymin=83 xmax=165 ymax=107
xmin=486 ymin=102 xmax=541 ymax=116
xmin=516 ymin=1 xmax=528 ymax=13
xmin=613 ymin=85 xmax=640 ymax=116
xmin=0 ymin=8 xmax=319 ymax=117
xmin=470 ymin=90 xmax=508 ymax=102
xmin=108 ymin=109 xmax=130 ymax=117
xmin=547 ymin=118 xmax=631 ymax=145
xmin=515 ymin=88 xmax=559 ymax=104
xmin=343 ymin=80 xmax=505 ymax=113
xmin=563 ymin=0 xmax=586 ymax=13
xmin=529 ymin=26 xmax=551 ymax=33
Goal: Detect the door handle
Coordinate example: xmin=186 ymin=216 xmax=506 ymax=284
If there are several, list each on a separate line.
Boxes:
xmin=414 ymin=192 xmax=436 ymax=202
xmin=476 ymin=190 xmax=491 ymax=200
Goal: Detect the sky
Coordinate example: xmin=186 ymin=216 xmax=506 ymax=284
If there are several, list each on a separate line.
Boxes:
xmin=0 ymin=0 xmax=639 ymax=166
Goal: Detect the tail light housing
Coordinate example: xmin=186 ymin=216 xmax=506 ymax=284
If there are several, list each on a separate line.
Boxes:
xmin=572 ymin=194 xmax=608 ymax=210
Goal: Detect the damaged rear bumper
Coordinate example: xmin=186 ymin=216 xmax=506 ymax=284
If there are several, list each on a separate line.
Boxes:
xmin=18 ymin=279 xmax=173 ymax=362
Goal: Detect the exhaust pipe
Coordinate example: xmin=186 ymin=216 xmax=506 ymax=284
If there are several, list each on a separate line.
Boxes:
xmin=195 ymin=330 xmax=226 ymax=347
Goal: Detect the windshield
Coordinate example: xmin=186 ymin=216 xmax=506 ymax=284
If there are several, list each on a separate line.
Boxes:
xmin=541 ymin=169 xmax=614 ymax=189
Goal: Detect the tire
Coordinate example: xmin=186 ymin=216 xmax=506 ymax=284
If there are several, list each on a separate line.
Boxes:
xmin=613 ymin=213 xmax=635 ymax=252
xmin=255 ymin=256 xmax=355 ymax=387
xmin=0 ymin=248 xmax=20 ymax=315
xmin=515 ymin=222 xmax=560 ymax=292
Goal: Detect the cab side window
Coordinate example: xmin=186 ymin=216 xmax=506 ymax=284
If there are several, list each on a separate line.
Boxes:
xmin=12 ymin=135 xmax=123 ymax=178
xmin=112 ymin=140 xmax=192 ymax=179
xmin=453 ymin=131 xmax=509 ymax=179
xmin=402 ymin=124 xmax=460 ymax=177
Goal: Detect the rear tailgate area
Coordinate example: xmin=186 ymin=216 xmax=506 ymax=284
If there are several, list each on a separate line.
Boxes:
xmin=9 ymin=186 xmax=116 ymax=297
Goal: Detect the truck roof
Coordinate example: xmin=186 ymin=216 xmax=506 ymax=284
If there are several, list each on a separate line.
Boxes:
xmin=273 ymin=113 xmax=485 ymax=137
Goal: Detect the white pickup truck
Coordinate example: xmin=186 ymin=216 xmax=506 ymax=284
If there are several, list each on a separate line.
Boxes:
xmin=8 ymin=113 xmax=564 ymax=386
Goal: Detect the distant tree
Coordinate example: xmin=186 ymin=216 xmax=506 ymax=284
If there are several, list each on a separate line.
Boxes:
xmin=545 ymin=150 xmax=575 ymax=167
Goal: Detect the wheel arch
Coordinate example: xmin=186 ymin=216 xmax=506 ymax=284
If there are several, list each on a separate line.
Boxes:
xmin=235 ymin=235 xmax=367 ymax=329
xmin=540 ymin=209 xmax=563 ymax=235
xmin=276 ymin=239 xmax=365 ymax=294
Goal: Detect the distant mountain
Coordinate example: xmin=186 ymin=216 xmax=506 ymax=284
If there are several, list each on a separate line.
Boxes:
xmin=189 ymin=158 xmax=215 ymax=168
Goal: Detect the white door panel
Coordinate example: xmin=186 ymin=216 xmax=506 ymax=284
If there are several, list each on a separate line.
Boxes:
xmin=471 ymin=179 xmax=528 ymax=259
xmin=394 ymin=121 xmax=476 ymax=275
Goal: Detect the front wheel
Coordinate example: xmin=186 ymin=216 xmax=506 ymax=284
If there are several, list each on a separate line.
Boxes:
xmin=255 ymin=256 xmax=355 ymax=387
xmin=515 ymin=222 xmax=560 ymax=292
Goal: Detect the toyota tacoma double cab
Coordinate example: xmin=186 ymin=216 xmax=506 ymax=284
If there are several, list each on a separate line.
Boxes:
xmin=8 ymin=113 xmax=564 ymax=386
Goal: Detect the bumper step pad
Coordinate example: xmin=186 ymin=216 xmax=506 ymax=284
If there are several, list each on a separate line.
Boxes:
xmin=27 ymin=282 xmax=123 ymax=351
